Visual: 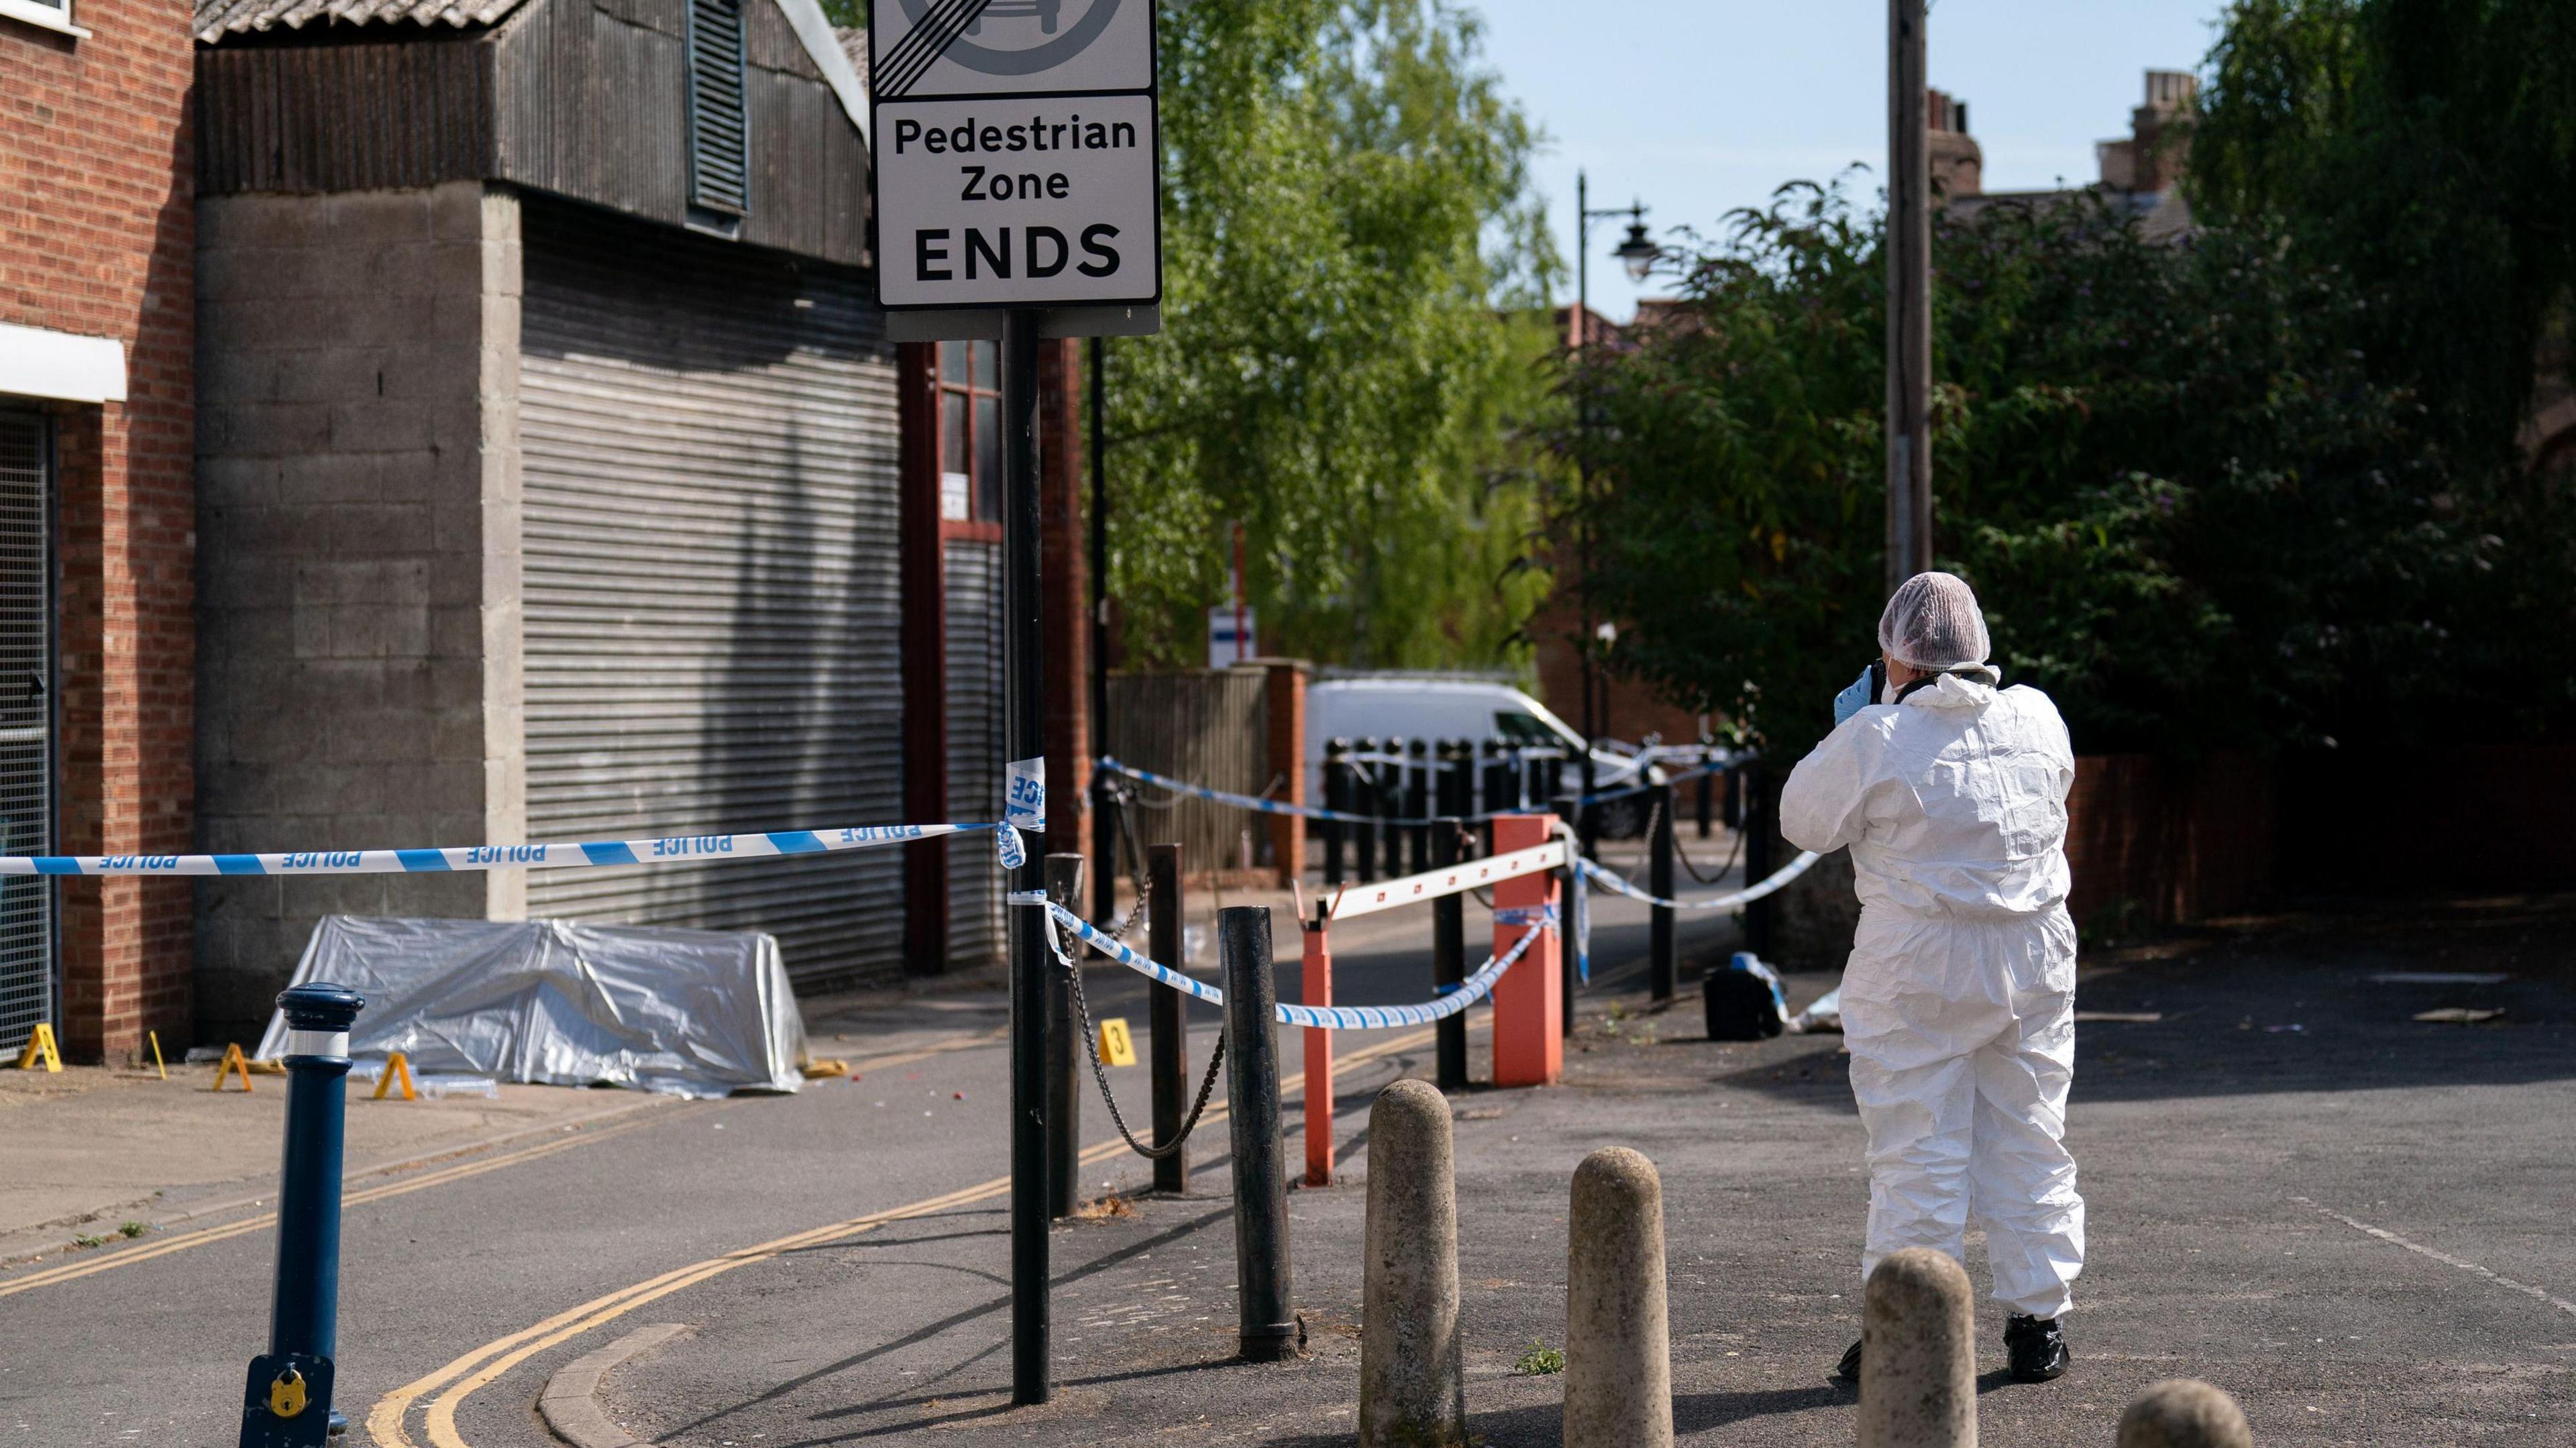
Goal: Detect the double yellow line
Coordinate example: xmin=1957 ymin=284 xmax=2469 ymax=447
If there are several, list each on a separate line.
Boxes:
xmin=375 ymin=1026 xmax=1438 ymax=1448
xmin=0 ymin=1028 xmax=1004 ymax=1302
xmin=0 ymin=1113 xmax=664 ymax=1300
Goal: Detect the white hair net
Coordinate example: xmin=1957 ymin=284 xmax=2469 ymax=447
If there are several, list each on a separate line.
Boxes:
xmin=1878 ymin=571 xmax=1991 ymax=671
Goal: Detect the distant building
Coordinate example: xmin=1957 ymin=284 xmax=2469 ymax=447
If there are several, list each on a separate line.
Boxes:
xmin=1947 ymin=69 xmax=2200 ymax=243
xmin=1 ymin=0 xmax=199 ymax=1062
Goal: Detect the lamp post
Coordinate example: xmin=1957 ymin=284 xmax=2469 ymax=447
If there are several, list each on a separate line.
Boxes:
xmin=1573 ymin=171 xmax=1659 ymax=831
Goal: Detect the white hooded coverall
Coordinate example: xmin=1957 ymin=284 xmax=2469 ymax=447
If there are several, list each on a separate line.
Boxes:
xmin=1780 ymin=670 xmax=2084 ymax=1319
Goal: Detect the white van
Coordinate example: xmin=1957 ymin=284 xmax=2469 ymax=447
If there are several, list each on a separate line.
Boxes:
xmin=1303 ymin=677 xmax=1660 ymax=835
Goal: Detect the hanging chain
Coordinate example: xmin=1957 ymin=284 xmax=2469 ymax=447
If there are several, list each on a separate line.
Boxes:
xmin=1053 ymin=783 xmax=1227 ymax=1162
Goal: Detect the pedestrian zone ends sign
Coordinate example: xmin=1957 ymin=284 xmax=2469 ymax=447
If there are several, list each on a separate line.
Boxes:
xmin=871 ymin=0 xmax=1162 ymax=315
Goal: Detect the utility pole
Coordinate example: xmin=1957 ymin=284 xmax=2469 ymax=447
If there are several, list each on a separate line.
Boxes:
xmin=1886 ymin=0 xmax=1934 ymax=592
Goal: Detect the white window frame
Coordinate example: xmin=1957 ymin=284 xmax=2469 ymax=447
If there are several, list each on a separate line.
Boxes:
xmin=0 ymin=0 xmax=89 ymax=38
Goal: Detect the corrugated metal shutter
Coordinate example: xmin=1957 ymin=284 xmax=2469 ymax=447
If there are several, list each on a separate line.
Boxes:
xmin=0 ymin=412 xmax=52 ymax=1050
xmin=517 ymin=199 xmax=904 ymax=990
xmin=686 ymin=0 xmax=750 ymax=217
xmin=943 ymin=540 xmax=1003 ymax=966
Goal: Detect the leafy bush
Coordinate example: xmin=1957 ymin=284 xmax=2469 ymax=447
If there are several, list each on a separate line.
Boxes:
xmin=1558 ymin=178 xmax=2563 ymax=761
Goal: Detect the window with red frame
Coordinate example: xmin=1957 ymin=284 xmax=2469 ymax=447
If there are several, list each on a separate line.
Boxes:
xmin=938 ymin=340 xmax=1002 ymax=522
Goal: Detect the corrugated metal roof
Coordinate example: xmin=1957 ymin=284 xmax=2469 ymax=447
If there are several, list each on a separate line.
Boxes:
xmin=195 ymin=0 xmax=531 ymax=46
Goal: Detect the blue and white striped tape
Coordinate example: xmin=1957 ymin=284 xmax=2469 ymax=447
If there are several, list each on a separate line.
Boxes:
xmin=0 ymin=823 xmax=998 ymax=877
xmin=1576 ymin=850 xmax=1822 ymax=911
xmin=1036 ymin=899 xmax=1548 ymax=1031
xmin=1 ymin=758 xmax=1051 ymax=879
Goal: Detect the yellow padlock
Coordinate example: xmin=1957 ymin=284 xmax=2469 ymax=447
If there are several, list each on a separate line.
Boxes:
xmin=269 ymin=1367 xmax=307 ymax=1418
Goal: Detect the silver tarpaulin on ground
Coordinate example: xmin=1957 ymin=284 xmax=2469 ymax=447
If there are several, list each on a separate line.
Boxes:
xmin=255 ymin=915 xmax=808 ymax=1098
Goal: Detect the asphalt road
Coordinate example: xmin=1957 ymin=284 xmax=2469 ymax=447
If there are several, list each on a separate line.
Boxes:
xmin=0 ymin=839 xmax=1748 ymax=1448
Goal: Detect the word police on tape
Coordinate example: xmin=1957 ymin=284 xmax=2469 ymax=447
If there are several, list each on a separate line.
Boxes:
xmin=870 ymin=0 xmax=1162 ymax=321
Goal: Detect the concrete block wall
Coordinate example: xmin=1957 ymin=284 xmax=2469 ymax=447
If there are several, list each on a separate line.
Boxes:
xmin=193 ymin=180 xmax=525 ymax=1040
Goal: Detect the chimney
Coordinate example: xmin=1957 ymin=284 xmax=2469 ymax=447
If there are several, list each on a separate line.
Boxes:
xmin=1927 ymin=86 xmax=1982 ymax=201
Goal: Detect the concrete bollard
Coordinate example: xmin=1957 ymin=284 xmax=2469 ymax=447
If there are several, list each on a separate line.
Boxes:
xmin=1858 ymin=1247 xmax=1977 ymax=1448
xmin=2118 ymin=1380 xmax=2255 ymax=1448
xmin=1564 ymin=1146 xmax=1672 ymax=1448
xmin=1359 ymin=1079 xmax=1465 ymax=1447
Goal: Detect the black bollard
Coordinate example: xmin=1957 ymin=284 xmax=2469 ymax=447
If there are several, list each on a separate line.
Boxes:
xmin=1045 ymin=854 xmax=1085 ymax=1219
xmin=1405 ymin=738 xmax=1431 ymax=875
xmin=1220 ymin=905 xmax=1297 ymax=1361
xmin=1354 ymin=739 xmax=1380 ymax=886
xmin=1324 ymin=739 xmax=1351 ymax=885
xmin=1695 ymin=761 xmax=1714 ymax=840
xmin=237 ymin=982 xmax=365 ymax=1448
xmin=1552 ymin=793 xmax=1581 ymax=1039
xmin=1741 ymin=762 xmax=1774 ymax=960
xmin=1147 ymin=843 xmax=1190 ymax=1194
xmin=1650 ymin=781 xmax=1676 ymax=1003
xmin=1381 ymin=736 xmax=1407 ymax=879
xmin=1431 ymin=790 xmax=1468 ymax=1092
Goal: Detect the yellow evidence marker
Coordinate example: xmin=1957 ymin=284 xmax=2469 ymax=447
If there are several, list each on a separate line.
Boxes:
xmin=211 ymin=1042 xmax=256 ymax=1093
xmin=372 ymin=1052 xmax=417 ymax=1101
xmin=1096 ymin=1017 xmax=1137 ymax=1068
xmin=13 ymin=1023 xmax=62 ymax=1072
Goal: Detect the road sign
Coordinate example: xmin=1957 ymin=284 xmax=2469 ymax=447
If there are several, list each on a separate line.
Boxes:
xmin=871 ymin=0 xmax=1162 ymax=324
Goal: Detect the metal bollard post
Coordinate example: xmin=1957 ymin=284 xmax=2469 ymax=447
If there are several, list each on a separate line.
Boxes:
xmin=1147 ymin=843 xmax=1189 ymax=1194
xmin=1858 ymin=1248 xmax=1977 ymax=1448
xmin=1220 ymin=905 xmax=1297 ymax=1361
xmin=1354 ymin=738 xmax=1379 ymax=886
xmin=2118 ymin=1380 xmax=2254 ymax=1448
xmin=1564 ymin=1146 xmax=1672 ymax=1448
xmin=1695 ymin=761 xmax=1713 ymax=839
xmin=1479 ymin=742 xmax=1509 ymax=854
xmin=236 ymin=981 xmax=365 ymax=1448
xmin=1045 ymin=854 xmax=1085 ymax=1219
xmin=1740 ymin=761 xmax=1774 ymax=959
xmin=1324 ymin=738 xmax=1351 ymax=886
xmin=1551 ymin=793 xmax=1581 ymax=1039
xmin=1491 ymin=812 xmax=1563 ymax=1086
xmin=1359 ymin=1080 xmax=1466 ymax=1447
xmin=1381 ymin=736 xmax=1407 ymax=879
xmin=1431 ymin=751 xmax=1468 ymax=1091
xmin=1300 ymin=909 xmax=1335 ymax=1187
xmin=1405 ymin=738 xmax=1430 ymax=875
xmin=1649 ymin=781 xmax=1676 ymax=1003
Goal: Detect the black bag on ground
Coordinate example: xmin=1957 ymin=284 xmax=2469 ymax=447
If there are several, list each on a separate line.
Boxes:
xmin=1705 ymin=954 xmax=1788 ymax=1041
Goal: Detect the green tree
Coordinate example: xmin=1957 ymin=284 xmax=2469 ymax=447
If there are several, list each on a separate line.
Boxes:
xmin=1097 ymin=1 xmax=1562 ymax=669
xmin=1562 ymin=179 xmax=2506 ymax=763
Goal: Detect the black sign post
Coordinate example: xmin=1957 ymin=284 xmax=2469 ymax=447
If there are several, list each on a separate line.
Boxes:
xmin=868 ymin=0 xmax=1165 ymax=1409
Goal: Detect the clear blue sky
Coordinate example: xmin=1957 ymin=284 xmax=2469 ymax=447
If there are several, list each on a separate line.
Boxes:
xmin=1468 ymin=0 xmax=2234 ymax=321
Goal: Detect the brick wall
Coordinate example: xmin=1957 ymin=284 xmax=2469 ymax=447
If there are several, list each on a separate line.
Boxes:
xmin=193 ymin=182 xmax=525 ymax=1040
xmin=3 ymin=0 xmax=198 ymax=1060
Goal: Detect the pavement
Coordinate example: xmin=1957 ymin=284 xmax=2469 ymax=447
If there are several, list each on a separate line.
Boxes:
xmin=1 ymin=846 xmax=2570 ymax=1447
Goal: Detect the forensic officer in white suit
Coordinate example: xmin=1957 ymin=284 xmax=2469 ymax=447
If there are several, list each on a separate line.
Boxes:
xmin=1782 ymin=571 xmax=2081 ymax=1385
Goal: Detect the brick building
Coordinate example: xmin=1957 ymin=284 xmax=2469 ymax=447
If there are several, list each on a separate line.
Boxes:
xmin=1 ymin=0 xmax=197 ymax=1060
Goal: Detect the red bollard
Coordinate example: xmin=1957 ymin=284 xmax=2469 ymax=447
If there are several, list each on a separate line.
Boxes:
xmin=1303 ymin=917 xmax=1335 ymax=1186
xmin=1491 ymin=813 xmax=1562 ymax=1087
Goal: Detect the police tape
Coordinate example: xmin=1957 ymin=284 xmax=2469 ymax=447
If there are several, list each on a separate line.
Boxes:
xmin=0 ymin=761 xmax=1051 ymax=877
xmin=1030 ymin=897 xmax=1549 ymax=1031
xmin=1575 ymin=849 xmax=1821 ymax=911
xmin=1098 ymin=756 xmax=1462 ymax=826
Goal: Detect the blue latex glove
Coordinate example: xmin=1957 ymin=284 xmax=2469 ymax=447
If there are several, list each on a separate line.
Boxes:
xmin=1832 ymin=666 xmax=1875 ymax=726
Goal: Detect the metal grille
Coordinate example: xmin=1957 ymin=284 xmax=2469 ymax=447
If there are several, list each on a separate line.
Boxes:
xmin=0 ymin=413 xmax=53 ymax=1050
xmin=943 ymin=541 xmax=1004 ymax=967
xmin=1104 ymin=671 xmax=1273 ymax=872
xmin=517 ymin=199 xmax=904 ymax=991
xmin=686 ymin=0 xmax=750 ymax=216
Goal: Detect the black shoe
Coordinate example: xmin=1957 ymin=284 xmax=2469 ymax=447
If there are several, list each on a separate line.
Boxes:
xmin=1833 ymin=1337 xmax=1863 ymax=1383
xmin=2004 ymin=1314 xmax=2070 ymax=1382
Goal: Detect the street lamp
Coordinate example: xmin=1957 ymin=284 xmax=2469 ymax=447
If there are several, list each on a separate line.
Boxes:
xmin=1570 ymin=170 xmax=1657 ymax=856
